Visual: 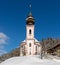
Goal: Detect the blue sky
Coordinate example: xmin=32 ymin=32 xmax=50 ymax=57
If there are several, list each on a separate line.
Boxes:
xmin=0 ymin=0 xmax=60 ymax=55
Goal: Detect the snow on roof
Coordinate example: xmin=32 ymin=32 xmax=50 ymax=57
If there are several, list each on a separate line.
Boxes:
xmin=22 ymin=40 xmax=26 ymax=42
xmin=34 ymin=38 xmax=39 ymax=42
xmin=22 ymin=38 xmax=39 ymax=42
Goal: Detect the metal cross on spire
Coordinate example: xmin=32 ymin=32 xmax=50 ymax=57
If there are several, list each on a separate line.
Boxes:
xmin=30 ymin=4 xmax=31 ymax=10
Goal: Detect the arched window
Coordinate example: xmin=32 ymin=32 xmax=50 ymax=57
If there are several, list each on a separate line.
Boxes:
xmin=29 ymin=43 xmax=31 ymax=47
xmin=29 ymin=29 xmax=31 ymax=34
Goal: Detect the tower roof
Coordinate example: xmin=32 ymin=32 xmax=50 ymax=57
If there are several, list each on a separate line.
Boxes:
xmin=26 ymin=4 xmax=34 ymax=25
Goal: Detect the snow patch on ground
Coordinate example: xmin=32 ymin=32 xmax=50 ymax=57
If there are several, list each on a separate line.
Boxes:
xmin=0 ymin=55 xmax=60 ymax=65
xmin=53 ymin=58 xmax=60 ymax=62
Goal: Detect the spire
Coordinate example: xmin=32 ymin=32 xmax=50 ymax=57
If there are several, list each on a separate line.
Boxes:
xmin=26 ymin=4 xmax=34 ymax=25
xmin=29 ymin=4 xmax=32 ymax=16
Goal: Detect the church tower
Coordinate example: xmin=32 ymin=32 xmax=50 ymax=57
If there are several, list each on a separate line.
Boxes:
xmin=26 ymin=11 xmax=34 ymax=39
xmin=20 ymin=5 xmax=41 ymax=56
xmin=26 ymin=5 xmax=35 ymax=55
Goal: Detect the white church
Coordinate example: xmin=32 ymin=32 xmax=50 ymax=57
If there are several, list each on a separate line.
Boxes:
xmin=20 ymin=6 xmax=41 ymax=56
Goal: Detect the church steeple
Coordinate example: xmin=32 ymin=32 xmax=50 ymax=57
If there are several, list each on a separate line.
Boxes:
xmin=26 ymin=5 xmax=34 ymax=25
xmin=20 ymin=4 xmax=41 ymax=56
xmin=28 ymin=4 xmax=32 ymax=17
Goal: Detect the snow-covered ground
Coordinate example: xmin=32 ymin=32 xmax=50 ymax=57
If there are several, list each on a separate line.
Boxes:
xmin=0 ymin=55 xmax=60 ymax=65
